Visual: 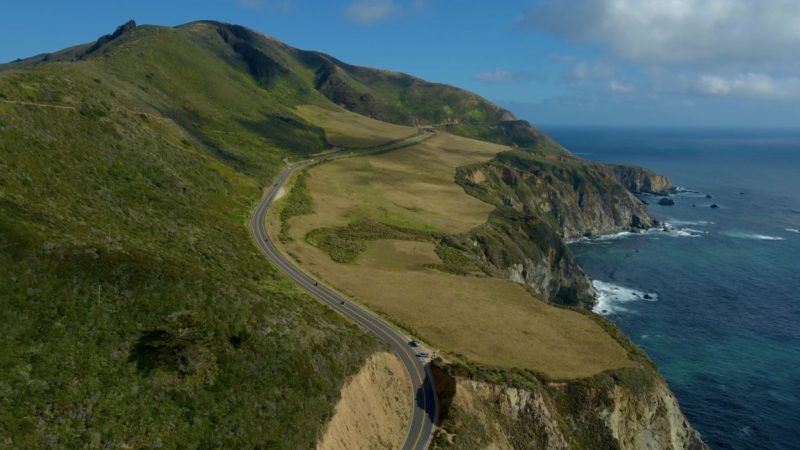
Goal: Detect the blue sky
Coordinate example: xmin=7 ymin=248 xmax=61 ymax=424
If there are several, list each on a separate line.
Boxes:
xmin=2 ymin=0 xmax=799 ymax=127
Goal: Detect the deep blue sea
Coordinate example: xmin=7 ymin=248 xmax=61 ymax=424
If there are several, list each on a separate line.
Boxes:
xmin=544 ymin=127 xmax=800 ymax=450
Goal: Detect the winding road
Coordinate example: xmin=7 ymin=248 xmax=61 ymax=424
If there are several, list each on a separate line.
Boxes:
xmin=249 ymin=131 xmax=437 ymax=450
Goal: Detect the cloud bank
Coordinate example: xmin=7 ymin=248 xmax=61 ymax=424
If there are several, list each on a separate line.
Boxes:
xmin=521 ymin=0 xmax=800 ymax=66
xmin=345 ymin=0 xmax=401 ymax=25
xmin=475 ymin=69 xmax=535 ymax=84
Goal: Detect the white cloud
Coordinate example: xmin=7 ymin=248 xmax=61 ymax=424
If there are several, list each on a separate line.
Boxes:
xmin=571 ymin=61 xmax=615 ymax=81
xmin=521 ymin=0 xmax=800 ymax=66
xmin=345 ymin=0 xmax=401 ymax=25
xmin=235 ymin=0 xmax=292 ymax=12
xmin=609 ymin=79 xmax=635 ymax=93
xmin=694 ymin=73 xmax=800 ymax=99
xmin=475 ymin=69 xmax=534 ymax=84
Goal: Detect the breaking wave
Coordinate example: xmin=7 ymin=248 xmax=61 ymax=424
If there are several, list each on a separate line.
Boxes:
xmin=725 ymin=231 xmax=785 ymax=241
xmin=592 ymin=280 xmax=658 ymax=315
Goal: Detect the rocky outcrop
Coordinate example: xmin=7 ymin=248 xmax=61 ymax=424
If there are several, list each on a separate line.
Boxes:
xmin=460 ymin=152 xmax=659 ymax=241
xmin=609 ymin=164 xmax=672 ymax=195
xmin=432 ymin=357 xmax=707 ymax=450
xmin=468 ymin=209 xmax=595 ymax=308
xmin=450 ymin=150 xmax=664 ymax=307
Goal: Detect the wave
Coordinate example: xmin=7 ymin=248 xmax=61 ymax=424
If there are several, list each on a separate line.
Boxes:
xmin=786 ymin=228 xmax=799 ymax=233
xmin=667 ymin=219 xmax=715 ymax=226
xmin=725 ymin=231 xmax=785 ymax=241
xmin=566 ymin=231 xmax=635 ymax=244
xmin=569 ymin=224 xmax=705 ymax=244
xmin=670 ymin=186 xmax=707 ymax=198
xmin=592 ymin=280 xmax=658 ymax=315
xmin=648 ymin=222 xmax=706 ymax=238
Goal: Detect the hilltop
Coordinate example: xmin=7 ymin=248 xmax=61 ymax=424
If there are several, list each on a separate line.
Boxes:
xmin=0 ymin=20 xmax=702 ymax=449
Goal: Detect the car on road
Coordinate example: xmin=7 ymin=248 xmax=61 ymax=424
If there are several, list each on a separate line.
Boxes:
xmin=313 ymin=281 xmax=318 ymax=286
xmin=339 ymin=301 xmax=345 ymax=305
xmin=409 ymin=340 xmax=419 ymax=347
xmin=416 ymin=352 xmax=429 ymax=358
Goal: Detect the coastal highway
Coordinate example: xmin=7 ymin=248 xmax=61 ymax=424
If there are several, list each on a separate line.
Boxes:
xmin=249 ymin=131 xmax=437 ymax=450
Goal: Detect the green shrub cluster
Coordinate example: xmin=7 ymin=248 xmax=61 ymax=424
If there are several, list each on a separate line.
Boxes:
xmin=279 ymin=170 xmax=314 ymax=241
xmin=305 ymin=219 xmax=433 ymax=263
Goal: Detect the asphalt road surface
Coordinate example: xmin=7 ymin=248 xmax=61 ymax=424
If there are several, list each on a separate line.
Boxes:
xmin=250 ymin=132 xmax=437 ymax=450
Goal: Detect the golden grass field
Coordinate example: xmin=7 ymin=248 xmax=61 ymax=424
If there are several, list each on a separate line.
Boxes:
xmin=289 ymin=132 xmax=502 ymax=238
xmin=270 ymin=107 xmax=636 ymax=379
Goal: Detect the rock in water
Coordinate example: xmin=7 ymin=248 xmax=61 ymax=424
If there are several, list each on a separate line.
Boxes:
xmin=658 ymin=198 xmax=675 ymax=206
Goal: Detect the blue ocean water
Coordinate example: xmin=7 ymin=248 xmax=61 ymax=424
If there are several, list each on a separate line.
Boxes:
xmin=544 ymin=127 xmax=800 ymax=450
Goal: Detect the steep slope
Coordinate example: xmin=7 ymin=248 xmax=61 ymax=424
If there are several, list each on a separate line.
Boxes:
xmin=2 ymin=20 xmax=694 ymax=449
xmin=0 ymin=21 xmax=382 ymax=448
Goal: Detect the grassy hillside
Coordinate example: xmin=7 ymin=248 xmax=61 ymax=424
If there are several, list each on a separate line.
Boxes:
xmin=270 ymin=121 xmax=635 ymax=379
xmin=1 ymin=19 xmax=681 ymax=448
xmin=0 ymin=22 xmax=384 ymax=448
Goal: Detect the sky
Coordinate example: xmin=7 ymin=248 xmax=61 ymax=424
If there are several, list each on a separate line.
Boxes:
xmin=2 ymin=0 xmax=799 ymax=128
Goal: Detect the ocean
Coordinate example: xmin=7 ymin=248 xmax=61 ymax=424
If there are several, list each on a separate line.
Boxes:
xmin=543 ymin=127 xmax=800 ymax=450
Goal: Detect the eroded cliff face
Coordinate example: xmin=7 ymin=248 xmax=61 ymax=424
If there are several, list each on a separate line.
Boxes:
xmin=431 ymin=345 xmax=707 ymax=450
xmin=609 ymin=164 xmax=672 ymax=195
xmin=448 ymin=149 xmax=668 ymax=307
xmin=316 ymin=352 xmax=411 ymax=450
xmin=460 ymin=151 xmax=660 ymax=240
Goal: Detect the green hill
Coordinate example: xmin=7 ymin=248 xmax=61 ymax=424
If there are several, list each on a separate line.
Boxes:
xmin=1 ymin=20 xmax=684 ymax=448
xmin=0 ymin=21 xmax=379 ymax=448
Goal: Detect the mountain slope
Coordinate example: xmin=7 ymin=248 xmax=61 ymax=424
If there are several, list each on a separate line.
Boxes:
xmin=0 ymin=21 xmax=382 ymax=448
xmin=1 ymin=20 xmax=699 ymax=449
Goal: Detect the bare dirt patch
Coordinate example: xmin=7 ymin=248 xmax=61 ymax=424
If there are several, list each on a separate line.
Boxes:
xmin=316 ymin=352 xmax=412 ymax=450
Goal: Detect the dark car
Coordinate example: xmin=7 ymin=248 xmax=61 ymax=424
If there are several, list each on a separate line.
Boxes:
xmin=409 ymin=340 xmax=419 ymax=347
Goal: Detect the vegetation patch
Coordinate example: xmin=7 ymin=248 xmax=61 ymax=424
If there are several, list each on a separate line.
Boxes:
xmin=305 ymin=219 xmax=434 ymax=263
xmin=0 ymin=24 xmax=388 ymax=448
xmin=279 ymin=169 xmax=314 ymax=241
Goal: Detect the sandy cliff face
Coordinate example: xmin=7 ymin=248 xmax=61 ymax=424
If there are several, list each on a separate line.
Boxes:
xmin=316 ymin=352 xmax=412 ymax=450
xmin=432 ymin=362 xmax=707 ymax=450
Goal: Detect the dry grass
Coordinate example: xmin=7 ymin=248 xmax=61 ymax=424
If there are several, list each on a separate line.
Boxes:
xmin=272 ymin=130 xmax=635 ymax=379
xmin=291 ymin=133 xmax=502 ymax=237
xmin=281 ymin=236 xmax=634 ymax=379
xmin=295 ymin=104 xmax=416 ymax=148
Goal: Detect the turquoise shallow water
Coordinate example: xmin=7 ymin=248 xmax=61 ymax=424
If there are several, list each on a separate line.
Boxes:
xmin=543 ymin=127 xmax=800 ymax=450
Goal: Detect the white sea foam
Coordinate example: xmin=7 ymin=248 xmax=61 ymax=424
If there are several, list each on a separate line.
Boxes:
xmin=786 ymin=228 xmax=799 ymax=233
xmin=566 ymin=231 xmax=634 ymax=244
xmin=568 ymin=224 xmax=704 ymax=244
xmin=670 ymin=186 xmax=707 ymax=198
xmin=596 ymin=231 xmax=635 ymax=241
xmin=667 ymin=219 xmax=715 ymax=226
xmin=647 ymin=222 xmax=706 ymax=238
xmin=592 ymin=280 xmax=657 ymax=315
xmin=726 ymin=231 xmax=785 ymax=241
